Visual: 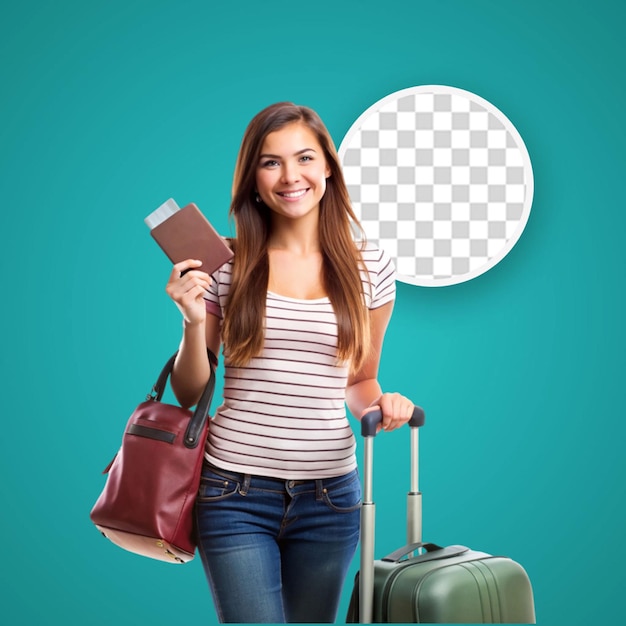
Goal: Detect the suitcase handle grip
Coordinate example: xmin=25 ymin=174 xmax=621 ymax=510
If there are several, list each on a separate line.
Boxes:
xmin=382 ymin=542 xmax=469 ymax=563
xmin=361 ymin=405 xmax=425 ymax=437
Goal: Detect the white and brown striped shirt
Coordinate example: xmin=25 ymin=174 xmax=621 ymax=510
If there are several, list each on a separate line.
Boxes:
xmin=203 ymin=243 xmax=396 ymax=479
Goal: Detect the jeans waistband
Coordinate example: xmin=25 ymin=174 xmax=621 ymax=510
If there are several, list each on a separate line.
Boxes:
xmin=203 ymin=462 xmax=356 ymax=498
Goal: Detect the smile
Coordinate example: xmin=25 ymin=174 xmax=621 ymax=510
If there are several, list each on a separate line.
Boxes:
xmin=277 ymin=189 xmax=308 ymax=199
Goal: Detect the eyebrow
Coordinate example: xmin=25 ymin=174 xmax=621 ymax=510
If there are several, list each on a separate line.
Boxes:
xmin=258 ymin=148 xmax=317 ymax=160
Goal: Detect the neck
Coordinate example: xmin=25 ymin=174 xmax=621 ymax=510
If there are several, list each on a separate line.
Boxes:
xmin=268 ymin=213 xmax=321 ymax=254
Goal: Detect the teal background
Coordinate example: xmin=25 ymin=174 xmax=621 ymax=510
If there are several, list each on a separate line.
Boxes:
xmin=1 ymin=0 xmax=623 ymax=624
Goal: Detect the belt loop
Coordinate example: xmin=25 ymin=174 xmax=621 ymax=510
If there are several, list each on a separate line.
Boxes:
xmin=315 ymin=479 xmax=324 ymax=501
xmin=240 ymin=474 xmax=251 ymax=496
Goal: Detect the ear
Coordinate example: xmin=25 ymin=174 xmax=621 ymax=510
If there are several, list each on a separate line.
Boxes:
xmin=325 ymin=164 xmax=332 ymax=178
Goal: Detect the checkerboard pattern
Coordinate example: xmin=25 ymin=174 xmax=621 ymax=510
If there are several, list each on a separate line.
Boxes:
xmin=339 ymin=86 xmax=533 ymax=286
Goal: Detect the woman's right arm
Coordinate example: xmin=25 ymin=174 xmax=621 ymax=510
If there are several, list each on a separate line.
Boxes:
xmin=165 ymin=259 xmax=221 ymax=409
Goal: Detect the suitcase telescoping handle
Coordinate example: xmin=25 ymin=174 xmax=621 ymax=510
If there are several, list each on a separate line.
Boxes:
xmin=359 ymin=406 xmax=426 ymax=624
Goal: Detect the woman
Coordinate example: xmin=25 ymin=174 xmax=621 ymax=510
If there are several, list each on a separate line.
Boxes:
xmin=166 ymin=102 xmax=415 ymax=623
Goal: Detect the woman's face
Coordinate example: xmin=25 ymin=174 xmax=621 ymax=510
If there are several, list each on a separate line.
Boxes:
xmin=255 ymin=122 xmax=331 ymax=223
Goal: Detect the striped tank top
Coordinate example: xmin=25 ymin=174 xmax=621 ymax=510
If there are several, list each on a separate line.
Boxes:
xmin=203 ymin=243 xmax=395 ymax=479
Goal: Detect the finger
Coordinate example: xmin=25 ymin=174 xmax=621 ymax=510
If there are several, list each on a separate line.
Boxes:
xmin=168 ymin=271 xmax=211 ymax=298
xmin=171 ymin=258 xmax=203 ymax=279
xmin=179 ymin=269 xmax=212 ymax=285
xmin=378 ymin=394 xmax=395 ymax=430
xmin=380 ymin=394 xmax=413 ymax=431
xmin=185 ymin=278 xmax=212 ymax=296
xmin=387 ymin=399 xmax=413 ymax=430
xmin=180 ymin=283 xmax=209 ymax=305
xmin=167 ymin=276 xmax=211 ymax=305
xmin=395 ymin=403 xmax=415 ymax=430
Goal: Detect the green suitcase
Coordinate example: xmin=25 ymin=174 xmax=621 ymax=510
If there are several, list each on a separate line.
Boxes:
xmin=347 ymin=410 xmax=535 ymax=623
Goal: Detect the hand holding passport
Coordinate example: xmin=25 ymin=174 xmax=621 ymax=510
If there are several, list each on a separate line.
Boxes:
xmin=145 ymin=199 xmax=234 ymax=275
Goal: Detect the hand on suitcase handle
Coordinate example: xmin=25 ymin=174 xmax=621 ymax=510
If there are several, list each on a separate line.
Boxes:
xmin=361 ymin=406 xmax=425 ymax=437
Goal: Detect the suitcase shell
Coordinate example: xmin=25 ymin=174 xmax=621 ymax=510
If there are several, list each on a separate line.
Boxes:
xmin=349 ymin=410 xmax=535 ymax=623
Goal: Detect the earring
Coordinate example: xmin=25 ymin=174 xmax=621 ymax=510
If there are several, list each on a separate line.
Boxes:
xmin=255 ymin=193 xmax=262 ymax=203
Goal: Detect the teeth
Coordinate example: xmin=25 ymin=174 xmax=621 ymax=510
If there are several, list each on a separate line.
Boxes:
xmin=280 ymin=189 xmax=307 ymax=198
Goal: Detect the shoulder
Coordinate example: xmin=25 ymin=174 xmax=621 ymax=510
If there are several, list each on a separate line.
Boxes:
xmin=205 ymin=250 xmax=234 ymax=307
xmin=211 ymin=246 xmax=234 ymax=281
xmin=356 ymin=241 xmax=395 ymax=276
xmin=354 ymin=241 xmax=396 ymax=309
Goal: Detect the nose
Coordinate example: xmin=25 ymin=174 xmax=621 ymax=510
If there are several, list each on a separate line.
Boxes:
xmin=281 ymin=161 xmax=300 ymax=184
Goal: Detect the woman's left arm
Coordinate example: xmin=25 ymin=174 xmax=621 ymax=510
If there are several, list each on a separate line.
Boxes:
xmin=345 ymin=301 xmax=415 ymax=432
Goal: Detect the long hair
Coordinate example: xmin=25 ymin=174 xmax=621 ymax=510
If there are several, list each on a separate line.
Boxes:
xmin=222 ymin=102 xmax=371 ymax=372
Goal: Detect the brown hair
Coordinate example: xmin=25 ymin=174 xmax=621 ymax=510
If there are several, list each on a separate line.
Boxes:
xmin=222 ymin=102 xmax=371 ymax=372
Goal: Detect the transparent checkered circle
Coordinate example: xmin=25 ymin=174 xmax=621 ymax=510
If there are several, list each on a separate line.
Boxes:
xmin=338 ymin=85 xmax=534 ymax=287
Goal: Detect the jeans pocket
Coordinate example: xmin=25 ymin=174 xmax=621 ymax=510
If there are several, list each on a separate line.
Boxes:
xmin=322 ymin=472 xmax=362 ymax=513
xmin=197 ymin=469 xmax=240 ymax=502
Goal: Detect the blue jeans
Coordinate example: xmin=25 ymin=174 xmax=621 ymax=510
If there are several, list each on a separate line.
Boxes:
xmin=194 ymin=463 xmax=361 ymax=623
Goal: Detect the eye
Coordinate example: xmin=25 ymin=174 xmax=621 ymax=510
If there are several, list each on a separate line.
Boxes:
xmin=261 ymin=159 xmax=279 ymax=168
xmin=299 ymin=154 xmax=313 ymax=163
